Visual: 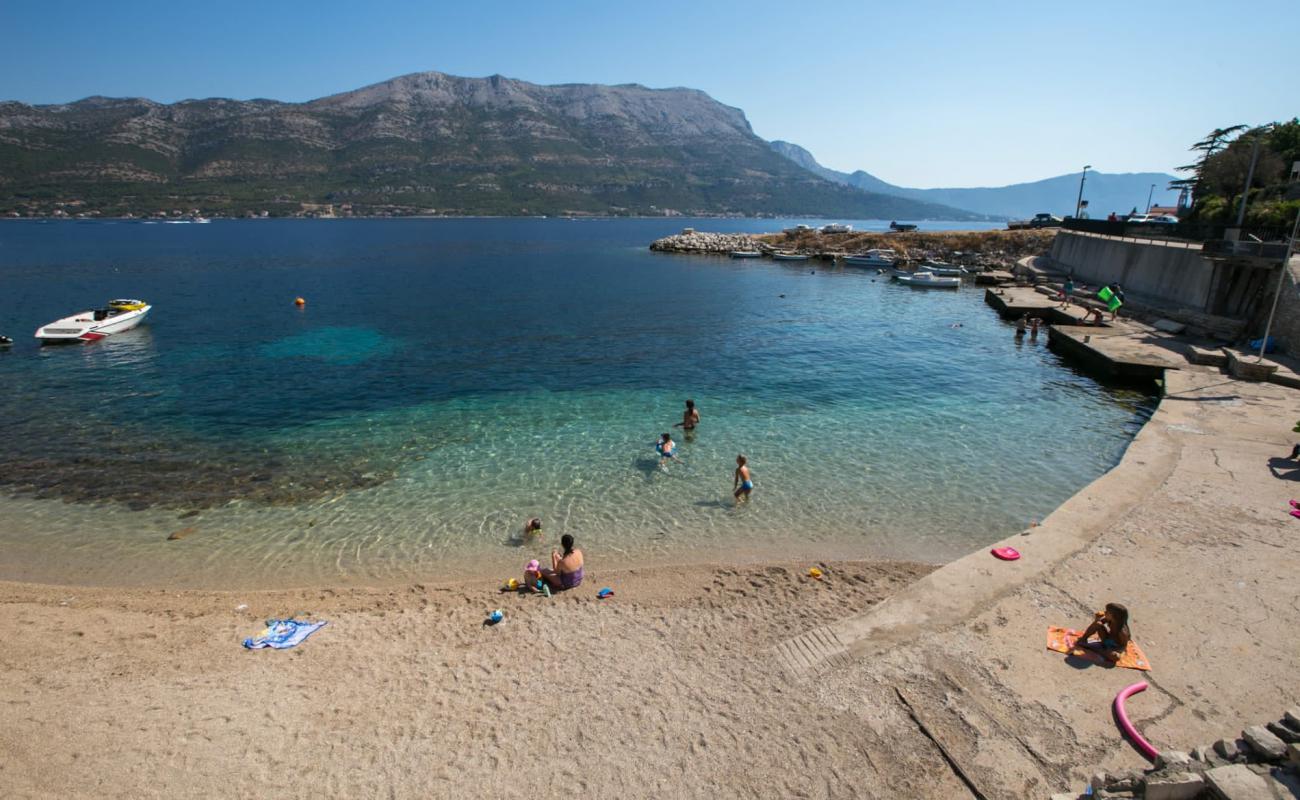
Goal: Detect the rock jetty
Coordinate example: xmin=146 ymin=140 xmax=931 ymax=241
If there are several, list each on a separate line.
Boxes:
xmin=649 ymin=227 xmax=1058 ymax=270
xmin=649 ymin=230 xmax=764 ymax=254
xmin=1056 ymin=705 xmax=1300 ymax=799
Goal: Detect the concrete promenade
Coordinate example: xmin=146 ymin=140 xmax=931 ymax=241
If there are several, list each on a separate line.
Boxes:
xmin=775 ymin=358 xmax=1300 ymax=796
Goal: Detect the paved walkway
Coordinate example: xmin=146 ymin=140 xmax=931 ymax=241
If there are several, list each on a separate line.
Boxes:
xmin=775 ymin=365 xmax=1300 ymax=796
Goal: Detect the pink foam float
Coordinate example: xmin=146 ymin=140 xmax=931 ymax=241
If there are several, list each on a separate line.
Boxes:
xmin=1113 ymin=681 xmax=1160 ymax=761
xmin=990 ymin=547 xmax=1020 ymax=561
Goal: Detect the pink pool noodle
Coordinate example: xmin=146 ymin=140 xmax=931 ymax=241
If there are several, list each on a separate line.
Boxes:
xmin=1113 ymin=681 xmax=1160 ymax=761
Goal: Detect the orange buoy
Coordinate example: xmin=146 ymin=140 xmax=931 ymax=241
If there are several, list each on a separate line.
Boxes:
xmin=294 ymin=297 xmax=306 ymax=306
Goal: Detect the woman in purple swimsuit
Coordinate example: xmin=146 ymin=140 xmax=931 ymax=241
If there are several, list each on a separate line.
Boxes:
xmin=544 ymin=534 xmax=584 ymax=591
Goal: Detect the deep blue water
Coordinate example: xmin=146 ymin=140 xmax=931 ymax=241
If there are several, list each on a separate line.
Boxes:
xmin=0 ymin=218 xmax=1153 ymax=587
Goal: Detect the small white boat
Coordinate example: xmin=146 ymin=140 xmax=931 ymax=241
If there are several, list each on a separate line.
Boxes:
xmin=192 ymin=216 xmax=211 ymax=224
xmin=772 ymin=252 xmax=811 ymax=261
xmin=918 ymin=261 xmax=965 ymax=277
xmin=843 ymin=249 xmax=897 ymax=267
xmin=894 ymin=271 xmax=960 ymax=288
xmin=35 ymin=299 xmax=152 ymax=343
xmin=0 ymin=335 xmax=12 ymax=347
xmin=820 ymin=223 xmax=853 ymax=234
xmin=729 ymin=250 xmax=762 ymax=258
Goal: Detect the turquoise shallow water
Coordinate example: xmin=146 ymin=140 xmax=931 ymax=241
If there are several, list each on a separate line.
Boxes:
xmin=0 ymin=218 xmax=1154 ymax=587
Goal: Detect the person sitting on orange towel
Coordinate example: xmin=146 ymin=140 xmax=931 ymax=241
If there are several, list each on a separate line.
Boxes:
xmin=1074 ymin=602 xmax=1131 ymax=663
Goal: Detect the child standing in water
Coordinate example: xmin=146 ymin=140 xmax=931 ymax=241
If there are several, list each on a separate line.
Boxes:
xmin=733 ymin=455 xmax=753 ymax=502
xmin=656 ymin=433 xmax=678 ymax=467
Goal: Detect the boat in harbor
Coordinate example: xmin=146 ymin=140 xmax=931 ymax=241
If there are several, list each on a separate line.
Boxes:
xmin=889 ymin=221 xmax=918 ymax=232
xmin=893 ymin=271 xmax=959 ymax=288
xmin=843 ymin=249 xmax=897 ymax=267
xmin=729 ymin=250 xmax=762 ymax=258
xmin=772 ymin=252 xmax=811 ymax=261
xmin=820 ymin=223 xmax=853 ymax=234
xmin=34 ymin=299 xmax=152 ymax=343
xmin=917 ymin=260 xmax=965 ymax=277
xmin=0 ymin=335 xmax=12 ymax=347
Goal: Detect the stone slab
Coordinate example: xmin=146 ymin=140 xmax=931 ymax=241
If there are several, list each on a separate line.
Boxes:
xmin=1186 ymin=345 xmax=1229 ymax=367
xmin=1242 ymin=725 xmax=1287 ymax=760
xmin=1205 ymin=763 xmax=1273 ymax=799
xmin=1145 ymin=771 xmax=1205 ymax=800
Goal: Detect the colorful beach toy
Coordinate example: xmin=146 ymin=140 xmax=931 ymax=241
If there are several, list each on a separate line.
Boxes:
xmin=808 ymin=567 xmax=823 ymax=580
xmin=488 ymin=609 xmax=504 ymax=624
xmin=1114 ymin=681 xmax=1160 ymax=761
xmin=597 ymin=587 xmax=614 ymax=599
xmin=991 ymin=547 xmax=1021 ymax=561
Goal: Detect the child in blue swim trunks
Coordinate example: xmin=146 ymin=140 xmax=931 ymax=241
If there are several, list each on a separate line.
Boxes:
xmin=733 ymin=454 xmax=753 ymax=502
xmin=657 ymin=433 xmax=678 ymax=466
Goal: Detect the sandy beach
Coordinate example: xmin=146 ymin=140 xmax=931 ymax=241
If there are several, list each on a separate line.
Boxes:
xmin=3 ymin=363 xmax=1298 ymax=799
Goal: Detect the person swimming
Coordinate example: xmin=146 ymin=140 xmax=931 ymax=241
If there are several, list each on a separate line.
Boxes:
xmin=522 ymin=517 xmax=543 ymax=540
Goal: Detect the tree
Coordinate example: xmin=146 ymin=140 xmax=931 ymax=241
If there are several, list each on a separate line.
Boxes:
xmin=1171 ymin=124 xmax=1248 ymax=193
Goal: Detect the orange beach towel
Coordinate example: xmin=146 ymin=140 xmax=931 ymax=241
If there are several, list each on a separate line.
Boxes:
xmin=1046 ymin=626 xmax=1151 ymax=671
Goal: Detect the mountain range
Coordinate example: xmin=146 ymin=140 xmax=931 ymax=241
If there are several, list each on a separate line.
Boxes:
xmin=0 ymin=72 xmax=986 ymax=220
xmin=769 ymin=141 xmax=1180 ymax=220
xmin=0 ymin=70 xmax=1178 ymax=220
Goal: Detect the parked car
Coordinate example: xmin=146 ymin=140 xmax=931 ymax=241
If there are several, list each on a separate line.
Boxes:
xmin=1007 ymin=212 xmax=1063 ymax=230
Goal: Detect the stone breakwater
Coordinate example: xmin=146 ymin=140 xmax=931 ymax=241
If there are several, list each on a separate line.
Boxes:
xmin=1061 ymin=705 xmax=1300 ymax=799
xmin=649 ymin=228 xmax=1058 ymax=271
xmin=648 ymin=231 xmax=762 ymax=254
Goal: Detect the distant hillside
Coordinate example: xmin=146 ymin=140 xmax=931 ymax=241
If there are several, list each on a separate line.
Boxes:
xmin=770 ymin=141 xmax=1181 ymax=219
xmin=0 ymin=72 xmax=989 ymax=219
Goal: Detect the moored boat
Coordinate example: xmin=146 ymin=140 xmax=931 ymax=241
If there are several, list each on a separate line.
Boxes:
xmin=918 ymin=260 xmax=965 ymax=277
xmin=772 ymin=252 xmax=811 ymax=261
xmin=843 ymin=249 xmax=897 ymax=267
xmin=35 ymin=299 xmax=152 ymax=343
xmin=893 ymin=271 xmax=959 ymax=288
xmin=729 ymin=250 xmax=762 ymax=258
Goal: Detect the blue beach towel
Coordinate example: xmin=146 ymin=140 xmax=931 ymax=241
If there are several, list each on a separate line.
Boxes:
xmin=243 ymin=618 xmax=327 ymax=650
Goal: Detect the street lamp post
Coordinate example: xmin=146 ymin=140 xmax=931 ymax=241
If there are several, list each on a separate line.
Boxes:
xmin=1075 ymin=165 xmax=1091 ymax=218
xmin=1146 ymin=184 xmax=1156 ymax=213
xmin=1256 ymin=205 xmax=1300 ymax=363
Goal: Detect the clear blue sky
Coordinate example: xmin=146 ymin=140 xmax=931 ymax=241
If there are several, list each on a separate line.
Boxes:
xmin=3 ymin=0 xmax=1295 ymax=187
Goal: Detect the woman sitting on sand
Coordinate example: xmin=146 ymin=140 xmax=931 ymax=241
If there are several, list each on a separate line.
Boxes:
xmin=1074 ymin=602 xmax=1130 ymax=663
xmin=544 ymin=534 xmax=584 ymax=591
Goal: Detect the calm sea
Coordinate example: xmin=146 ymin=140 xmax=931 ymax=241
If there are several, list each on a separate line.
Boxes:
xmin=0 ymin=218 xmax=1153 ymax=588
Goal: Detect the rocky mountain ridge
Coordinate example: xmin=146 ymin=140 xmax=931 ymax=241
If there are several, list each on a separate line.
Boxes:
xmin=0 ymin=72 xmax=985 ymax=219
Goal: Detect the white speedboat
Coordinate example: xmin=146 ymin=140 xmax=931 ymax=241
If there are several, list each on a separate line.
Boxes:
xmin=729 ymin=250 xmax=762 ymax=258
xmin=772 ymin=252 xmax=811 ymax=261
xmin=894 ymin=271 xmax=959 ymax=288
xmin=820 ymin=223 xmax=853 ymax=234
xmin=843 ymin=249 xmax=897 ymax=267
xmin=35 ymin=299 xmax=152 ymax=343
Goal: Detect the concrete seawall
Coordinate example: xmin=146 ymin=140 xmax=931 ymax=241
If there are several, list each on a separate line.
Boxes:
xmin=1049 ymin=230 xmax=1276 ymax=323
xmin=1050 ymin=231 xmax=1213 ymax=309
